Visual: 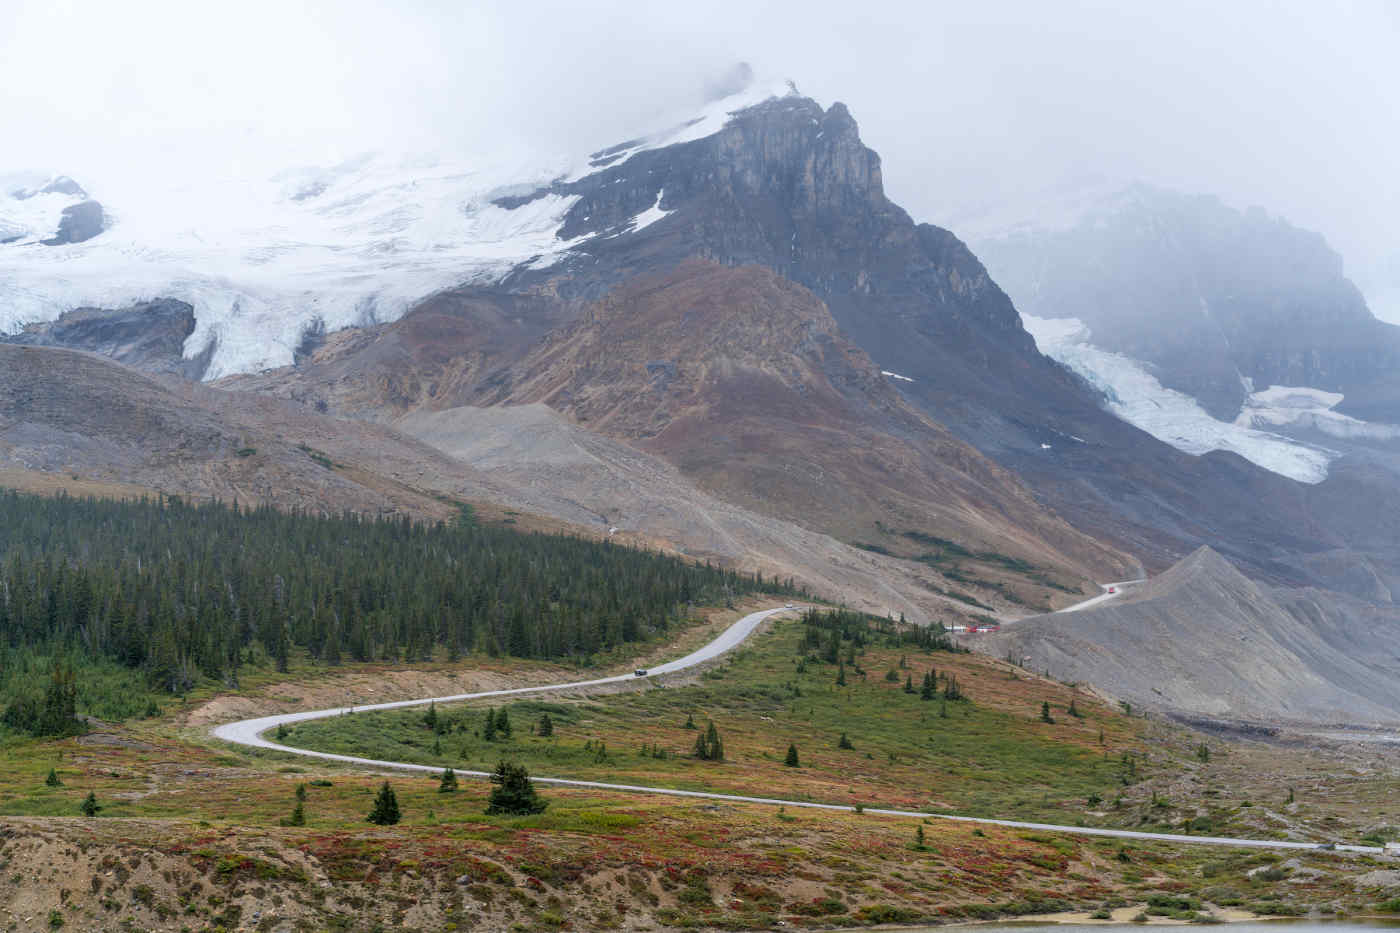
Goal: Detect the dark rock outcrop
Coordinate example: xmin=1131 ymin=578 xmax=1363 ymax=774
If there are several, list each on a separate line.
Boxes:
xmin=0 ymin=299 xmax=213 ymax=380
xmin=41 ymin=200 xmax=105 ymax=245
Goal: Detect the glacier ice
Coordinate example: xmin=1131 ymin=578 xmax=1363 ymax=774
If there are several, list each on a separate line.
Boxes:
xmin=1021 ymin=314 xmax=1338 ymax=483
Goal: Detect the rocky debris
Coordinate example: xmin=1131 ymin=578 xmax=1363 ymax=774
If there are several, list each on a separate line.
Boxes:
xmin=41 ymin=199 xmax=105 ymax=245
xmin=988 ymin=546 xmax=1400 ymax=723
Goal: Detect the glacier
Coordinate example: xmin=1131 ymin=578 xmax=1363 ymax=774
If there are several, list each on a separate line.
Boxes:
xmin=1021 ymin=315 xmax=1338 ymax=483
xmin=0 ymin=80 xmax=796 ymax=380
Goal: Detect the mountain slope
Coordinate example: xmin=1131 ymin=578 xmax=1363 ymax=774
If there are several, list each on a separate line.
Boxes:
xmin=989 ymin=546 xmax=1400 ymax=724
xmin=478 ymin=259 xmax=1131 ymax=585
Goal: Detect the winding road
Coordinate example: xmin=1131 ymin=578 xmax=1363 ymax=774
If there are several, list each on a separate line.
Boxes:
xmin=212 ymin=603 xmax=1379 ymax=854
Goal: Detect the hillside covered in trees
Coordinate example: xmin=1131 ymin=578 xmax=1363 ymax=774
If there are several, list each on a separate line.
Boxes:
xmin=0 ymin=490 xmax=799 ymax=735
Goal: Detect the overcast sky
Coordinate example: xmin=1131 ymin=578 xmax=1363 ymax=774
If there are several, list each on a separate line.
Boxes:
xmin=4 ymin=0 xmax=1397 ymax=316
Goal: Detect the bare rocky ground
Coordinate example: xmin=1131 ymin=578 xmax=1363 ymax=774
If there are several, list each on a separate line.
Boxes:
xmin=987 ymin=546 xmax=1400 ymax=724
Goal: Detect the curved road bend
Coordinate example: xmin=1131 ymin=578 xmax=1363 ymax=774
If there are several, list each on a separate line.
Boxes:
xmin=212 ymin=603 xmax=1377 ymax=854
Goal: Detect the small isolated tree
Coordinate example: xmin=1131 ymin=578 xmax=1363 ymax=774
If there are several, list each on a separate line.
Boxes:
xmin=903 ymin=674 xmax=915 ymax=694
xmin=1067 ymin=698 xmax=1083 ymax=718
xmin=44 ymin=768 xmax=62 ymax=787
xmin=439 ymin=767 xmax=459 ymax=793
xmin=80 ymin=792 xmax=100 ymax=817
xmin=295 ymin=782 xmax=307 ymax=803
xmin=423 ymin=701 xmax=438 ymax=731
xmin=367 ymin=781 xmax=401 ymax=825
xmin=943 ymin=675 xmax=963 ymax=701
xmin=915 ymin=823 xmax=926 ymax=849
xmin=835 ymin=661 xmax=847 ymax=687
xmin=920 ymin=672 xmax=935 ymax=701
xmin=1040 ymin=701 xmax=1055 ymax=724
xmin=483 ymin=708 xmax=498 ymax=741
xmin=275 ymin=722 xmax=289 ymax=741
xmin=485 ymin=761 xmax=548 ymax=815
xmin=939 ymin=699 xmax=949 ymax=719
xmin=683 ymin=712 xmax=697 ymax=730
xmin=286 ymin=799 xmax=306 ymax=826
xmin=838 ymin=732 xmax=855 ymax=750
xmin=1196 ymin=743 xmax=1210 ymax=763
xmin=537 ymin=713 xmax=554 ymax=737
xmin=694 ymin=721 xmax=725 ymax=761
xmin=495 ymin=708 xmax=512 ymax=739
xmin=784 ymin=744 xmax=800 ymax=768
xmin=884 ymin=668 xmax=900 ymax=682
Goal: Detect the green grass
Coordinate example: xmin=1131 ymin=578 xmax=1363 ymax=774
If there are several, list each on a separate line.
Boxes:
xmin=284 ymin=616 xmax=1137 ymax=820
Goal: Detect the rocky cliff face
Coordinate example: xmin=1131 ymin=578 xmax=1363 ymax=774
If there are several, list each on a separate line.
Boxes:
xmin=0 ymin=299 xmax=214 ymax=379
xmin=975 ymin=186 xmax=1400 ymax=422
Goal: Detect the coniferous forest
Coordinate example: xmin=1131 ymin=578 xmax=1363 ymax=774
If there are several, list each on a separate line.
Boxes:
xmin=0 ymin=490 xmax=801 ymax=735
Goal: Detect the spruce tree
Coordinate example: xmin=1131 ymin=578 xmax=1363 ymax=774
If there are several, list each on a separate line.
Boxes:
xmin=483 ymin=708 xmax=498 ymax=741
xmin=287 ymin=799 xmax=306 ymax=826
xmin=495 ymin=708 xmax=512 ymax=738
xmin=423 ymin=702 xmax=438 ymax=731
xmin=694 ymin=721 xmax=725 ymax=761
xmin=835 ymin=661 xmax=847 ymax=687
xmin=915 ymin=824 xmax=926 ymax=848
xmin=683 ymin=712 xmax=697 ymax=730
xmin=784 ymin=744 xmax=800 ymax=767
xmin=367 ymin=781 xmax=401 ymax=825
xmin=903 ymin=674 xmax=914 ymax=694
xmin=80 ymin=792 xmax=100 ymax=817
xmin=537 ymin=713 xmax=554 ymax=737
xmin=838 ymin=732 xmax=854 ymax=750
xmin=295 ymin=782 xmax=307 ymax=802
xmin=439 ymin=767 xmax=459 ymax=793
xmin=485 ymin=761 xmax=548 ymax=815
xmin=44 ymin=768 xmax=62 ymax=787
xmin=920 ymin=672 xmax=935 ymax=700
xmin=1040 ymin=701 xmax=1055 ymax=724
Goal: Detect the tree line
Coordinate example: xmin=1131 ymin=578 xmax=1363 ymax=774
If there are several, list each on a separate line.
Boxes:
xmin=0 ymin=490 xmax=802 ymax=735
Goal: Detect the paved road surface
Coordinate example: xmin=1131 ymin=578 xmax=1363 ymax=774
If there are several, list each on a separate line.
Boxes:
xmin=212 ymin=602 xmax=1376 ymax=854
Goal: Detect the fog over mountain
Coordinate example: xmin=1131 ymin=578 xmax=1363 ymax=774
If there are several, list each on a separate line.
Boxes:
xmin=3 ymin=0 xmax=1396 ymax=319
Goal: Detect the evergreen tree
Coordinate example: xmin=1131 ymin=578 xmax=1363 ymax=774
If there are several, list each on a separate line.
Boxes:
xmin=1040 ymin=701 xmax=1055 ymax=724
xmin=943 ymin=675 xmax=963 ymax=701
xmin=367 ymin=781 xmax=401 ymax=825
xmin=835 ymin=661 xmax=847 ymax=687
xmin=287 ymin=799 xmax=306 ymax=826
xmin=915 ymin=824 xmax=926 ymax=848
xmin=903 ymin=674 xmax=914 ymax=694
xmin=44 ymin=768 xmax=62 ymax=787
xmin=884 ymin=668 xmax=899 ymax=682
xmin=920 ymin=671 xmax=935 ymax=700
xmin=495 ymin=708 xmax=512 ymax=738
xmin=683 ymin=712 xmax=697 ymax=730
xmin=423 ymin=702 xmax=438 ymax=731
xmin=693 ymin=721 xmax=725 ymax=761
xmin=439 ymin=767 xmax=459 ymax=793
xmin=80 ymin=791 xmax=100 ymax=817
xmin=784 ymin=744 xmax=800 ymax=767
xmin=485 ymin=761 xmax=548 ymax=815
xmin=295 ymin=782 xmax=307 ymax=802
xmin=537 ymin=713 xmax=554 ymax=737
xmin=483 ymin=708 xmax=498 ymax=741
xmin=1067 ymin=698 xmax=1082 ymax=718
xmin=838 ymin=732 xmax=854 ymax=750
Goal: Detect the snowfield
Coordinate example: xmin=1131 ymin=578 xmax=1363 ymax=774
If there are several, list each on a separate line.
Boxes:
xmin=1022 ymin=314 xmax=1339 ymax=483
xmin=0 ymin=82 xmax=796 ymax=380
